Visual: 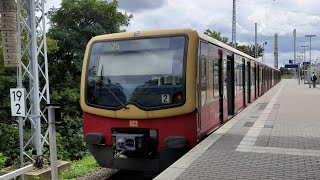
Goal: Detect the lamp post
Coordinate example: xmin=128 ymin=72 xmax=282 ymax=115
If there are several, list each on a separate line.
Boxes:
xmin=301 ymin=45 xmax=309 ymax=63
xmin=297 ymin=55 xmax=303 ymax=85
xmin=301 ymin=46 xmax=308 ymax=84
xmin=305 ymin=35 xmax=316 ymax=64
xmin=305 ymin=34 xmax=316 ymax=88
xmin=293 ymin=29 xmax=296 ymax=80
xmin=299 ymin=52 xmax=304 ymax=84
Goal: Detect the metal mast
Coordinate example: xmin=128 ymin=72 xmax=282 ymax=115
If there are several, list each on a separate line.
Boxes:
xmin=232 ymin=0 xmax=236 ymax=48
xmin=274 ymin=33 xmax=278 ymax=69
xmin=17 ymin=0 xmax=50 ymax=163
xmin=255 ymin=23 xmax=258 ymax=59
xmin=305 ymin=34 xmax=316 ymax=87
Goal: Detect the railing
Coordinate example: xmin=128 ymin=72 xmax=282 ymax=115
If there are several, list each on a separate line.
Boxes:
xmin=0 ymin=164 xmax=33 ymax=180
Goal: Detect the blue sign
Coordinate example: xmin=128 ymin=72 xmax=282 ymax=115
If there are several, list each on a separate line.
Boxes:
xmin=289 ymin=60 xmax=293 ymax=64
xmin=285 ymin=64 xmax=299 ymax=68
xmin=303 ymin=62 xmax=310 ymax=65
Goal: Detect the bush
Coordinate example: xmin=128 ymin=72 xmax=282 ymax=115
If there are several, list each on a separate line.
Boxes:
xmin=0 ymin=153 xmax=7 ymax=168
xmin=57 ymin=116 xmax=87 ymax=161
xmin=0 ymin=123 xmax=20 ymax=166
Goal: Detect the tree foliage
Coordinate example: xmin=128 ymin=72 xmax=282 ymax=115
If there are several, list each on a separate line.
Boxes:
xmin=203 ymin=29 xmax=265 ymax=58
xmin=48 ymin=0 xmax=132 ymax=71
xmin=0 ymin=123 xmax=19 ymax=166
xmin=46 ymin=0 xmax=132 ymax=160
xmin=0 ymin=0 xmax=133 ymax=166
xmin=204 ymin=29 xmax=229 ymax=44
xmin=236 ymin=44 xmax=264 ymax=57
xmin=0 ymin=27 xmax=20 ymax=166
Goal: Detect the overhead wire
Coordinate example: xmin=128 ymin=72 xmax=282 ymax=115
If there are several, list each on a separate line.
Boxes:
xmin=236 ymin=0 xmax=320 ymax=42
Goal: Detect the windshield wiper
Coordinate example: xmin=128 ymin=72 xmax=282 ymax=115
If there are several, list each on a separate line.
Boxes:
xmin=99 ymin=66 xmax=129 ymax=110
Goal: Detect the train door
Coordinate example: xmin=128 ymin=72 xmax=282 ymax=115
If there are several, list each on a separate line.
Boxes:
xmin=262 ymin=66 xmax=264 ymax=94
xmin=247 ymin=61 xmax=251 ymax=103
xmin=218 ymin=49 xmax=225 ymax=123
xmin=266 ymin=68 xmax=268 ymax=90
xmin=262 ymin=67 xmax=264 ymax=93
xmin=271 ymin=70 xmax=274 ymax=87
xmin=199 ymin=41 xmax=209 ymax=131
xmin=244 ymin=59 xmax=248 ymax=106
xmin=226 ymin=52 xmax=234 ymax=117
xmin=242 ymin=58 xmax=246 ymax=106
xmin=208 ymin=43 xmax=221 ymax=129
xmin=263 ymin=66 xmax=266 ymax=93
xmin=257 ymin=64 xmax=260 ymax=96
xmin=267 ymin=69 xmax=270 ymax=90
xmin=253 ymin=63 xmax=256 ymax=99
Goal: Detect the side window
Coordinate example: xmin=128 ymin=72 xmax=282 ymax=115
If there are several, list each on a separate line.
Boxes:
xmin=199 ymin=41 xmax=208 ymax=106
xmin=247 ymin=63 xmax=250 ymax=89
xmin=251 ymin=65 xmax=255 ymax=88
xmin=200 ymin=42 xmax=208 ymax=87
xmin=239 ymin=59 xmax=243 ymax=91
xmin=234 ymin=55 xmax=243 ymax=94
xmin=234 ymin=60 xmax=238 ymax=95
xmin=209 ymin=43 xmax=220 ymax=99
xmin=213 ymin=48 xmax=220 ymax=98
xmin=201 ymin=56 xmax=206 ymax=79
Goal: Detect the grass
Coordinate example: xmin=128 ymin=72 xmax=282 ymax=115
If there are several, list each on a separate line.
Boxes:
xmin=59 ymin=155 xmax=99 ymax=180
xmin=0 ymin=153 xmax=7 ymax=169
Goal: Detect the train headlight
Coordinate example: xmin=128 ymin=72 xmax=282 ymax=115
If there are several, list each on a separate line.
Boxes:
xmin=149 ymin=129 xmax=158 ymax=139
xmin=174 ymin=94 xmax=183 ymax=103
xmin=112 ymin=136 xmax=116 ymax=147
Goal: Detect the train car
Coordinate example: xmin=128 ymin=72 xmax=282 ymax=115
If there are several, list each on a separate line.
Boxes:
xmin=80 ymin=29 xmax=281 ymax=172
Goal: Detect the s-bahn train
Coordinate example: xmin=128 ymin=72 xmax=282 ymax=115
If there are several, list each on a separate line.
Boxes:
xmin=80 ymin=29 xmax=281 ymax=172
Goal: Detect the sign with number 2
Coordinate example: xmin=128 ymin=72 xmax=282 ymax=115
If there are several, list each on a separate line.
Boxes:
xmin=10 ymin=88 xmax=26 ymax=117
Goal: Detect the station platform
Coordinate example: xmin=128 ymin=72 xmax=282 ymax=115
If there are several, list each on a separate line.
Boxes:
xmin=155 ymin=79 xmax=320 ymax=180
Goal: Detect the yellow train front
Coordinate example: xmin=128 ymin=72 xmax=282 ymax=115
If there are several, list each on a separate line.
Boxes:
xmin=80 ymin=29 xmax=281 ymax=172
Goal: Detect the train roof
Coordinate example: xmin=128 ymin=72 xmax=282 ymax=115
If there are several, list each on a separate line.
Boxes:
xmin=91 ymin=28 xmax=278 ymax=71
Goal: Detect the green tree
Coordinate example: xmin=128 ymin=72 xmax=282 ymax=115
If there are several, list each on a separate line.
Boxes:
xmin=48 ymin=0 xmax=132 ymax=71
xmin=204 ymin=29 xmax=228 ymax=44
xmin=47 ymin=0 xmax=132 ymax=160
xmin=203 ymin=29 xmax=265 ymax=58
xmin=236 ymin=44 xmax=264 ymax=58
xmin=0 ymin=28 xmax=20 ymax=166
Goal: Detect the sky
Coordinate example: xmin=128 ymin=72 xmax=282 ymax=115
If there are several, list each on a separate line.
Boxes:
xmin=46 ymin=0 xmax=320 ymax=67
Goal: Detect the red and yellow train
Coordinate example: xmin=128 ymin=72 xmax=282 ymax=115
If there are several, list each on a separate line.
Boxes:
xmin=80 ymin=29 xmax=281 ymax=172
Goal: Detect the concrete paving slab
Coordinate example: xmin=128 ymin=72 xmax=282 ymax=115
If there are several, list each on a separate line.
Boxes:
xmin=156 ymin=79 xmax=320 ymax=180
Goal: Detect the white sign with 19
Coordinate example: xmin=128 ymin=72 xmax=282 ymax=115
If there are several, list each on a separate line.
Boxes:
xmin=10 ymin=88 xmax=26 ymax=117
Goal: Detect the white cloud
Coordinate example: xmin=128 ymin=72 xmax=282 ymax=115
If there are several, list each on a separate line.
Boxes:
xmin=117 ymin=0 xmax=167 ymax=12
xmin=47 ymin=0 xmax=320 ymax=68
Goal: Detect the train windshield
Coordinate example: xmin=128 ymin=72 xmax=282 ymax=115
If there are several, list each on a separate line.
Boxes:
xmin=86 ymin=36 xmax=186 ymax=110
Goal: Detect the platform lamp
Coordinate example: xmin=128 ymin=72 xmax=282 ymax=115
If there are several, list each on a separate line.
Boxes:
xmin=305 ymin=35 xmax=316 ymax=88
